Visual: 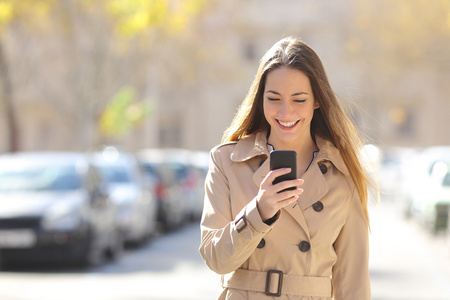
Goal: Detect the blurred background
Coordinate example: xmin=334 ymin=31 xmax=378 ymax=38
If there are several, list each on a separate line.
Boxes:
xmin=0 ymin=0 xmax=450 ymax=299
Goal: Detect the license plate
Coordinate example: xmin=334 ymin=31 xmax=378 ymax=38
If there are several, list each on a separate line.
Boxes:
xmin=0 ymin=230 xmax=37 ymax=248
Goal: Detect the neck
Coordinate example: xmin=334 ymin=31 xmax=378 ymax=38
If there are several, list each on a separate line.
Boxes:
xmin=268 ymin=133 xmax=318 ymax=177
xmin=268 ymin=134 xmax=318 ymax=157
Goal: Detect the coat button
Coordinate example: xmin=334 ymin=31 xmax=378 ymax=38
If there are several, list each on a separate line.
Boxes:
xmin=319 ymin=163 xmax=327 ymax=174
xmin=312 ymin=201 xmax=324 ymax=212
xmin=298 ymin=241 xmax=311 ymax=252
xmin=257 ymin=238 xmax=266 ymax=249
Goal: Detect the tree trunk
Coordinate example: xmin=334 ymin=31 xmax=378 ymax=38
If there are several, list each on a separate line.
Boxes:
xmin=0 ymin=40 xmax=19 ymax=152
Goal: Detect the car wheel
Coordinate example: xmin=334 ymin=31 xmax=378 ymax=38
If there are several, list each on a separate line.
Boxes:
xmin=75 ymin=229 xmax=104 ymax=267
xmin=106 ymin=229 xmax=124 ymax=261
xmin=161 ymin=207 xmax=177 ymax=232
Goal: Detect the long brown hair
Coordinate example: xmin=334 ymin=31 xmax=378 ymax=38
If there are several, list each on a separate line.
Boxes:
xmin=222 ymin=36 xmax=374 ymax=223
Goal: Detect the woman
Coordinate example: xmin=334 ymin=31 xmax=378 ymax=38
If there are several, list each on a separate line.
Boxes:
xmin=199 ymin=36 xmax=372 ymax=299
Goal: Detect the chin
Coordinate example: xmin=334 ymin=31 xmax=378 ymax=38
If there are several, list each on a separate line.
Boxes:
xmin=274 ymin=133 xmax=299 ymax=144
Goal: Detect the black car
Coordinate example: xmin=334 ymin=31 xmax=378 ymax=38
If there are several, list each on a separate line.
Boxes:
xmin=0 ymin=152 xmax=123 ymax=268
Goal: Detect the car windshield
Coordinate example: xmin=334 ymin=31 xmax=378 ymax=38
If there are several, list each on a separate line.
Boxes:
xmin=99 ymin=165 xmax=132 ymax=184
xmin=0 ymin=164 xmax=81 ymax=192
xmin=140 ymin=163 xmax=159 ymax=177
xmin=168 ymin=163 xmax=189 ymax=181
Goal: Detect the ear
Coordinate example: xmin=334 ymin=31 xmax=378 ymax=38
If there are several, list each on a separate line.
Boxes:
xmin=314 ymin=101 xmax=320 ymax=109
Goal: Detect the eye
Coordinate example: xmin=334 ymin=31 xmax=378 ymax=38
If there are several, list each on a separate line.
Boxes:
xmin=267 ymin=97 xmax=280 ymax=101
xmin=293 ymin=99 xmax=306 ymax=103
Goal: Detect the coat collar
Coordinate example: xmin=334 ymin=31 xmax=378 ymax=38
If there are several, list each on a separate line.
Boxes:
xmin=230 ymin=130 xmax=349 ymax=177
xmin=314 ymin=136 xmax=349 ymax=176
xmin=230 ymin=131 xmax=270 ymax=163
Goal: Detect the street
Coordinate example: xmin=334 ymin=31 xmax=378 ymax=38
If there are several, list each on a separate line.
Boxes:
xmin=369 ymin=200 xmax=450 ymax=300
xmin=0 ymin=200 xmax=449 ymax=300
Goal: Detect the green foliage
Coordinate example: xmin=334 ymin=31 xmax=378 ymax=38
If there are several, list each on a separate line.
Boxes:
xmin=99 ymin=86 xmax=154 ymax=137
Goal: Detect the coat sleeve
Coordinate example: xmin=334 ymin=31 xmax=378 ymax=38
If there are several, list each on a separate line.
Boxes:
xmin=332 ymin=187 xmax=371 ymax=300
xmin=198 ymin=147 xmax=275 ymax=275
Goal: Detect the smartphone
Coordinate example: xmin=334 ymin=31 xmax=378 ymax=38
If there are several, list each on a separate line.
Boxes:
xmin=270 ymin=150 xmax=297 ymax=192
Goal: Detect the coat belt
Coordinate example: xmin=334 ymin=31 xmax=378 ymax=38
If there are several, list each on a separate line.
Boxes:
xmin=222 ymin=269 xmax=332 ymax=298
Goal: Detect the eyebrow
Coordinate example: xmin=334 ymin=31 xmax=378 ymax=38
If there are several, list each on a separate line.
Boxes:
xmin=266 ymin=90 xmax=308 ymax=96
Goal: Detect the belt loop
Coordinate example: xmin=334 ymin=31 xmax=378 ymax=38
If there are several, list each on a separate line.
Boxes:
xmin=265 ymin=270 xmax=283 ymax=297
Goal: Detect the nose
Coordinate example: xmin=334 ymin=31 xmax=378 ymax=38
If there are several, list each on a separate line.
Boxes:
xmin=279 ymin=101 xmax=293 ymax=116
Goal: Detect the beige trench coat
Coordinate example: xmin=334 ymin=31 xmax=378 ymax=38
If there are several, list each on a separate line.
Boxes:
xmin=199 ymin=131 xmax=370 ymax=300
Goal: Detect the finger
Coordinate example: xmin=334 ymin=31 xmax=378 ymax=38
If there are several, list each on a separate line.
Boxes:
xmin=280 ymin=195 xmax=300 ymax=207
xmin=257 ymin=190 xmax=301 ymax=220
xmin=261 ymin=168 xmax=292 ymax=187
xmin=262 ymin=189 xmax=302 ymax=208
xmin=274 ymin=188 xmax=303 ymax=201
xmin=273 ymin=179 xmax=304 ymax=193
xmin=273 ymin=195 xmax=300 ymax=210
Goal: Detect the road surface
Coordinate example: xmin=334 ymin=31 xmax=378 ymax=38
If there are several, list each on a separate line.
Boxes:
xmin=0 ymin=200 xmax=449 ymax=300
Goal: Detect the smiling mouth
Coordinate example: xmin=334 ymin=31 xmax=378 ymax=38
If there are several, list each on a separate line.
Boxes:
xmin=277 ymin=120 xmax=300 ymax=128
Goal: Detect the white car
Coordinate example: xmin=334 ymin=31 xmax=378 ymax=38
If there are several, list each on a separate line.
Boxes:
xmin=405 ymin=146 xmax=450 ymax=233
xmin=92 ymin=147 xmax=158 ymax=245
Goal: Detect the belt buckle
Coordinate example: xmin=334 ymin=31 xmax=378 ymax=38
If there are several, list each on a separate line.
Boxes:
xmin=265 ymin=269 xmax=283 ymax=297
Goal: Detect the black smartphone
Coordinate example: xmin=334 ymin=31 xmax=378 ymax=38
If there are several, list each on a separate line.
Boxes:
xmin=270 ymin=150 xmax=297 ymax=192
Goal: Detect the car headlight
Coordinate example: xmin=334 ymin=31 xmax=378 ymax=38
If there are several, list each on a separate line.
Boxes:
xmin=42 ymin=206 xmax=81 ymax=231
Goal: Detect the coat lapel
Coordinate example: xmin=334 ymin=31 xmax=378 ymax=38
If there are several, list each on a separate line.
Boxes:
xmin=252 ymin=158 xmax=269 ymax=187
xmin=283 ymin=202 xmax=311 ymax=239
xmin=280 ymin=161 xmax=329 ymax=239
xmin=298 ymin=163 xmax=329 ymax=210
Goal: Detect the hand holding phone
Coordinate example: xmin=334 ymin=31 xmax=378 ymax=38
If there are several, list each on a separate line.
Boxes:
xmin=256 ymin=150 xmax=303 ymax=221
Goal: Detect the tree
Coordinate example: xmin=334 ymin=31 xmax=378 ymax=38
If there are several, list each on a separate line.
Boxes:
xmin=0 ymin=25 xmax=17 ymax=151
xmin=0 ymin=0 xmax=208 ymax=152
xmin=0 ymin=0 xmax=59 ymax=152
xmin=345 ymin=0 xmax=450 ymax=144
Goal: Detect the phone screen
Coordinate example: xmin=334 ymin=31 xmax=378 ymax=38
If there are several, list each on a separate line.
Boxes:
xmin=270 ymin=150 xmax=297 ymax=191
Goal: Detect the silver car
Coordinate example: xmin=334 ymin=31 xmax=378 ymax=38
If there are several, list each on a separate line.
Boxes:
xmin=137 ymin=149 xmax=186 ymax=231
xmin=92 ymin=147 xmax=157 ymax=245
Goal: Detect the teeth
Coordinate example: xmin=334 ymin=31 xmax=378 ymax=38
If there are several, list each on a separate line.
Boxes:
xmin=279 ymin=120 xmax=297 ymax=127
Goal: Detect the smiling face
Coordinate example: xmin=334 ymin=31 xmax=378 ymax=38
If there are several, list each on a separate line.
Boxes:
xmin=263 ymin=66 xmax=319 ymax=149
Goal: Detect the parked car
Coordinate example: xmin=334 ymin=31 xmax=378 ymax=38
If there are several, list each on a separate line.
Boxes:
xmin=377 ymin=146 xmax=423 ymax=206
xmin=0 ymin=152 xmax=123 ymax=268
xmin=184 ymin=150 xmax=209 ymax=221
xmin=137 ymin=149 xmax=186 ymax=231
xmin=405 ymin=146 xmax=450 ymax=233
xmin=92 ymin=147 xmax=157 ymax=245
xmin=162 ymin=149 xmax=208 ymax=222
